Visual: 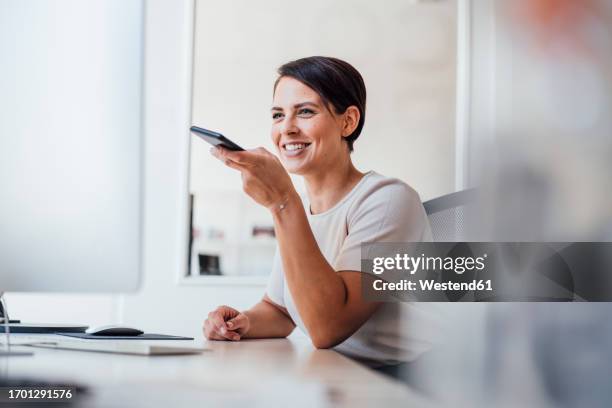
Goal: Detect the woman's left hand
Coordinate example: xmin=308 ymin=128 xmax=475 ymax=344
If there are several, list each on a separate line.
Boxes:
xmin=211 ymin=146 xmax=295 ymax=211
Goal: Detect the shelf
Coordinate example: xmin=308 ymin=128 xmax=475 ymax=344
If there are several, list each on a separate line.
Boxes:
xmin=178 ymin=275 xmax=268 ymax=286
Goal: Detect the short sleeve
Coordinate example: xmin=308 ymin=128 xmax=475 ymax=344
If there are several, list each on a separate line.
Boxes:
xmin=265 ymin=246 xmax=285 ymax=307
xmin=334 ymin=182 xmax=432 ymax=272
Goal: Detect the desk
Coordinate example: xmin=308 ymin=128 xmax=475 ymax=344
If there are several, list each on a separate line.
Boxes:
xmin=3 ymin=336 xmax=431 ymax=407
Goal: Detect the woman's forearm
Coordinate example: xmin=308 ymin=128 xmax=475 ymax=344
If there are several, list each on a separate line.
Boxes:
xmin=272 ymin=192 xmax=350 ymax=343
xmin=242 ymin=298 xmax=295 ymax=339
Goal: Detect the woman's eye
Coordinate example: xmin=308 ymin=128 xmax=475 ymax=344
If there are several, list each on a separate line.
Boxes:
xmin=272 ymin=112 xmax=283 ymax=120
xmin=298 ymin=108 xmax=315 ymax=116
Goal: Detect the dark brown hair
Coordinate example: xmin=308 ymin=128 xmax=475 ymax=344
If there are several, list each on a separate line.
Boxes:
xmin=274 ymin=56 xmax=366 ymax=152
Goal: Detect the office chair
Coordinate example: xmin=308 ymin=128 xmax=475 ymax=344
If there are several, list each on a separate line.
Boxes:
xmin=423 ymin=189 xmax=478 ymax=242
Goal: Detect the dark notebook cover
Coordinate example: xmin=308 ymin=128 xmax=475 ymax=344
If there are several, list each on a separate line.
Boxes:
xmin=1 ymin=324 xmax=87 ymax=334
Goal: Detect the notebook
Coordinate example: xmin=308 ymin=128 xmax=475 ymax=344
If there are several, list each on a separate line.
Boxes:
xmin=57 ymin=333 xmax=193 ymax=340
xmin=10 ymin=334 xmax=206 ymax=356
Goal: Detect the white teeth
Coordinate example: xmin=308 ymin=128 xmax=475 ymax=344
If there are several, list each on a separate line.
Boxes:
xmin=285 ymin=143 xmax=307 ymax=151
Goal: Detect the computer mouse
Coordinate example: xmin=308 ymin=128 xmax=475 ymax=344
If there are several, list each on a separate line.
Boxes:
xmin=85 ymin=325 xmax=144 ymax=336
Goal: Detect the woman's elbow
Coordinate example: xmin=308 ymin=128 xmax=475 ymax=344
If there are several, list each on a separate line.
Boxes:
xmin=309 ymin=329 xmax=344 ymax=349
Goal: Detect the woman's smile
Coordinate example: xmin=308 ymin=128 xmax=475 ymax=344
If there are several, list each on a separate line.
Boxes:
xmin=281 ymin=141 xmax=312 ymax=157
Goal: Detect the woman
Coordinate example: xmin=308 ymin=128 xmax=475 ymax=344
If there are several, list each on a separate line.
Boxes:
xmin=203 ymin=56 xmax=436 ymax=367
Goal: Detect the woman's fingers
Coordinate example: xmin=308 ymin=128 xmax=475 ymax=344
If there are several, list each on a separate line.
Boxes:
xmin=207 ymin=311 xmax=239 ymax=341
xmin=211 ymin=146 xmax=269 ymax=167
xmin=210 ymin=147 xmax=251 ymax=167
xmin=206 ymin=306 xmax=244 ymax=341
xmin=226 ymin=313 xmax=249 ymax=334
xmin=203 ymin=319 xmax=223 ymax=340
xmin=214 ymin=154 xmax=245 ymax=171
xmin=224 ymin=159 xmax=244 ymax=171
xmin=204 ymin=318 xmax=241 ymax=341
xmin=210 ymin=145 xmax=294 ymax=211
xmin=208 ymin=310 xmax=227 ymax=331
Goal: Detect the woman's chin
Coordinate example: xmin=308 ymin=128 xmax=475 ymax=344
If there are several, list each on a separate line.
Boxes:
xmin=284 ymin=164 xmax=306 ymax=175
xmin=281 ymin=158 xmax=308 ymax=175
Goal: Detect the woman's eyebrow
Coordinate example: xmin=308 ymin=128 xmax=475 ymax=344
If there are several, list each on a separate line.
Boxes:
xmin=271 ymin=101 xmax=319 ymax=111
xmin=294 ymin=101 xmax=319 ymax=109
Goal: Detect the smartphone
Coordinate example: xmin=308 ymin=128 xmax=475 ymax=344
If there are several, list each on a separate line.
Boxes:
xmin=190 ymin=126 xmax=244 ymax=151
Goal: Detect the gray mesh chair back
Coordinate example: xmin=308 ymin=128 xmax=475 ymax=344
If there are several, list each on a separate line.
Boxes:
xmin=423 ymin=189 xmax=477 ymax=241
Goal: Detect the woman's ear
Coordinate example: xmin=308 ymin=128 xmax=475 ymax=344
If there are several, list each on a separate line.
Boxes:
xmin=341 ymin=106 xmax=360 ymax=138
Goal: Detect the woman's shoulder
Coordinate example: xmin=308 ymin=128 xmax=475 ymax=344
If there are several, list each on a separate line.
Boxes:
xmin=347 ymin=171 xmax=431 ymax=241
xmin=354 ymin=171 xmax=422 ymax=205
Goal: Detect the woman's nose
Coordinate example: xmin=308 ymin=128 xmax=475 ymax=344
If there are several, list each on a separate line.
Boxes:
xmin=280 ymin=116 xmax=298 ymax=135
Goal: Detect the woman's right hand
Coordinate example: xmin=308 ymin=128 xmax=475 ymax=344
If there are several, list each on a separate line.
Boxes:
xmin=203 ymin=305 xmax=250 ymax=341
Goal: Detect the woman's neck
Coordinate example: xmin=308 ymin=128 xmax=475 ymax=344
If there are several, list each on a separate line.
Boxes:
xmin=304 ymin=159 xmax=365 ymax=214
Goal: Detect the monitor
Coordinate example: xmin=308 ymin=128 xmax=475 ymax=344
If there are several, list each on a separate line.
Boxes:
xmin=0 ymin=0 xmax=144 ymax=293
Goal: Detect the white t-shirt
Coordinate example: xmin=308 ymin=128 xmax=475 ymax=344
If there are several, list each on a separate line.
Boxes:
xmin=266 ymin=171 xmax=446 ymax=366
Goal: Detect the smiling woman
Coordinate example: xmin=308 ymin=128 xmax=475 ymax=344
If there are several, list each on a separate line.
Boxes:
xmin=203 ymin=56 xmax=442 ymax=369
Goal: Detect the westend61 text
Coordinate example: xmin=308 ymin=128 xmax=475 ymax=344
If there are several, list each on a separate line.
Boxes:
xmin=373 ymin=279 xmax=493 ymax=292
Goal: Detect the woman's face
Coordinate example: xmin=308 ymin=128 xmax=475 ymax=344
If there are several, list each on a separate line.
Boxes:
xmin=271 ymin=77 xmax=348 ymax=176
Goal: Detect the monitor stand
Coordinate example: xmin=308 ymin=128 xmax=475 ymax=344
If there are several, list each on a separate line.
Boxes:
xmin=0 ymin=293 xmax=33 ymax=356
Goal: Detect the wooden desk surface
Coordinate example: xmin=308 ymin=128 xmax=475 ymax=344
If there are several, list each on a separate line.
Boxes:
xmin=4 ymin=337 xmax=431 ymax=407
